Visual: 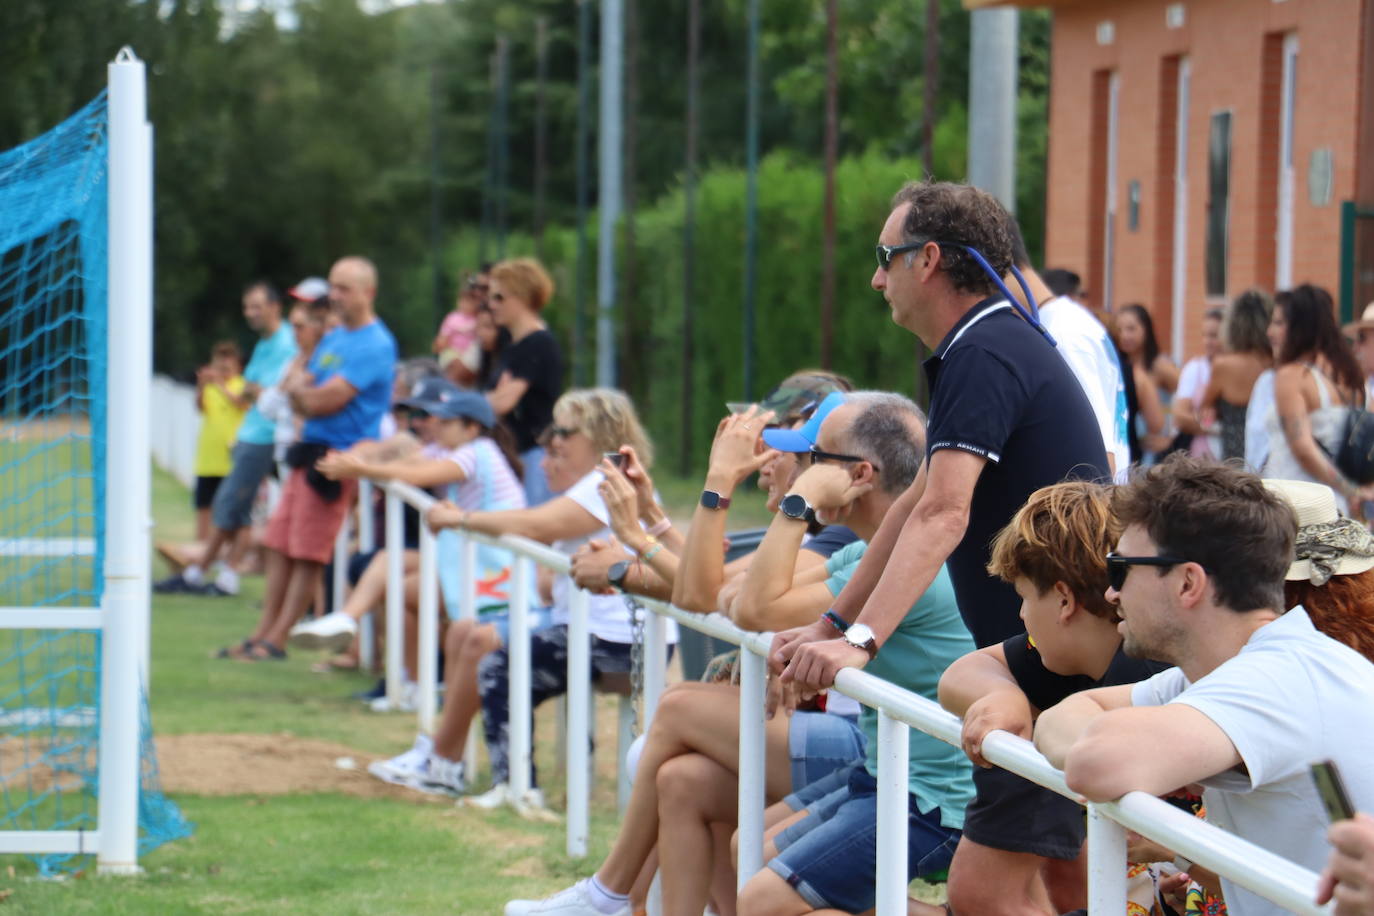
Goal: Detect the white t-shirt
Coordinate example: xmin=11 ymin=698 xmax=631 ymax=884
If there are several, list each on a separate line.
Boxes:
xmin=1176 ymin=356 xmax=1221 ymax=458
xmin=1131 ymin=607 xmax=1374 ymax=916
xmin=1246 ymin=369 xmax=1277 ymax=474
xmin=253 ymin=385 xmax=298 ymax=461
xmin=1039 ymin=296 xmax=1131 ymax=476
xmin=551 ymin=470 xmax=679 ymax=646
xmin=447 ymin=438 xmax=526 ymax=511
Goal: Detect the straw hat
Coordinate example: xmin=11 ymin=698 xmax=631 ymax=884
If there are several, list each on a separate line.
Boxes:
xmin=1343 ymin=302 xmax=1374 ymax=337
xmin=1263 ymin=479 xmax=1374 ymax=585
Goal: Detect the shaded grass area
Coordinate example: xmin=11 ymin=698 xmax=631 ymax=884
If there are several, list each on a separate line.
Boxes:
xmin=2 ymin=466 xmax=627 ymax=913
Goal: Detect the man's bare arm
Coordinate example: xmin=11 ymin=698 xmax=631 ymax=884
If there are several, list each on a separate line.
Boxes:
xmin=825 ymin=461 xmax=928 ymax=623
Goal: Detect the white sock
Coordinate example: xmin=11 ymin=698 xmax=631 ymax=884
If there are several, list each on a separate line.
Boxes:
xmin=584 ymin=876 xmax=628 ymax=914
xmin=182 ymin=564 xmax=204 ymax=585
xmin=215 ymin=567 xmax=240 ymax=594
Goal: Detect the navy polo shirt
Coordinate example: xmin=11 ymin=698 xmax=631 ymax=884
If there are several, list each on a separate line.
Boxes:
xmin=923 ymin=298 xmax=1109 ymax=649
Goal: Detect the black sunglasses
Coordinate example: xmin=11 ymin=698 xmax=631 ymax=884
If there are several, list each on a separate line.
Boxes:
xmin=547 ymin=425 xmax=579 ymax=439
xmin=805 ymin=445 xmax=880 ymax=474
xmin=875 ymin=239 xmax=935 ymax=272
xmin=1105 ymin=552 xmax=1189 ymax=592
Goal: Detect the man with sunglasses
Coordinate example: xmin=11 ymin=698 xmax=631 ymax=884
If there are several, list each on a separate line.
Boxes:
xmin=1035 ymin=456 xmax=1374 ymax=916
xmin=773 ymin=181 xmax=1109 ymax=916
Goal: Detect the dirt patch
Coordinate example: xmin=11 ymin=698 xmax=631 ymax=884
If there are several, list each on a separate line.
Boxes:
xmin=155 ymin=733 xmax=443 ymax=801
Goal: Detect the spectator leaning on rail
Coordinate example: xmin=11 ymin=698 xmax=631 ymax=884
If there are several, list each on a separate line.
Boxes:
xmin=426 ymin=388 xmax=677 ymax=811
xmin=1033 ymin=454 xmax=1374 ymax=916
xmin=772 ymin=180 xmax=1110 ymax=916
xmin=159 ymin=281 xmax=296 ymax=596
xmin=221 ymin=256 xmax=397 ymax=661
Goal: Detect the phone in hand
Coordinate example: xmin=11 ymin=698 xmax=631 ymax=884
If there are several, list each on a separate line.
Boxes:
xmin=1311 ymin=760 xmax=1355 ymax=822
xmin=604 ymin=451 xmax=626 ymax=470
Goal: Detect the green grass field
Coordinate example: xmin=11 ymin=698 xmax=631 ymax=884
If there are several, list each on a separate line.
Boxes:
xmin=1 ymin=463 xmax=632 ymax=915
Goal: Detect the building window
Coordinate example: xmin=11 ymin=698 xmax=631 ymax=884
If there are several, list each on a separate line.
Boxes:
xmin=1206 ymin=111 xmax=1232 ymax=298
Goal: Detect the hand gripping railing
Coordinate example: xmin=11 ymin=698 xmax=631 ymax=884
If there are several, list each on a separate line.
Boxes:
xmin=358 ymin=481 xmax=1333 ymax=915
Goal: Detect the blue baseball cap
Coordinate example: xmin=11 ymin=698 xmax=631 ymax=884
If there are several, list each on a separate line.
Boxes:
xmin=761 ymin=391 xmax=846 ymax=453
xmin=397 ymin=376 xmax=461 ymax=413
xmin=429 ymin=390 xmax=496 ymax=428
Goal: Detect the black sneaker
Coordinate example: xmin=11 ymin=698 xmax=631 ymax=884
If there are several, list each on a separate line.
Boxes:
xmin=351 ymin=678 xmax=386 ymax=702
xmin=153 ymin=574 xmax=192 ymax=594
xmin=187 ymin=582 xmax=234 ymax=597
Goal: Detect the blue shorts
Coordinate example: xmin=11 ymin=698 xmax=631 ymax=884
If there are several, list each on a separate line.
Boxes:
xmin=786 ymin=710 xmax=865 ymax=794
xmin=769 ymin=764 xmax=961 ymax=913
xmin=477 ymin=605 xmax=555 ymax=646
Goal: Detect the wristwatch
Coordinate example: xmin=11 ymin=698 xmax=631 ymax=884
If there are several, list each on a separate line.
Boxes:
xmin=842 ymin=622 xmax=879 ymax=661
xmin=607 ymin=559 xmax=632 ymax=592
xmin=700 ymin=490 xmax=732 ymax=510
xmin=779 ymin=493 xmax=817 ymax=524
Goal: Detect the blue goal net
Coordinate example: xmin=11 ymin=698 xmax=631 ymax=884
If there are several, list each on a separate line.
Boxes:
xmin=0 ymin=91 xmax=190 ymax=875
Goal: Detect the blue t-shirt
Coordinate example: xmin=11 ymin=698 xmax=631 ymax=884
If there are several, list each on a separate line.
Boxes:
xmin=301 ymin=319 xmax=398 ymax=449
xmin=923 ymin=298 xmax=1109 ymax=649
xmin=825 ymin=541 xmax=976 ymax=829
xmin=236 ymin=323 xmax=298 ymax=446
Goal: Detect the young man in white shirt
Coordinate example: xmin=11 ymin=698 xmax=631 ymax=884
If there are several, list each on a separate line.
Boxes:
xmin=1034 ymin=455 xmax=1374 ymax=916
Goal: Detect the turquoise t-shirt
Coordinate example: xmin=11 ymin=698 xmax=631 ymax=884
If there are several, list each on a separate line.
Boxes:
xmin=236 ymin=323 xmax=298 ymax=445
xmin=825 ymin=540 xmax=977 ymax=830
xmin=301 ymin=319 xmax=398 ymax=449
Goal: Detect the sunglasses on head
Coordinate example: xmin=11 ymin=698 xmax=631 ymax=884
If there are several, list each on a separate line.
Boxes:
xmin=804 ymin=445 xmax=879 ymax=473
xmin=1105 ymin=552 xmax=1189 ymax=592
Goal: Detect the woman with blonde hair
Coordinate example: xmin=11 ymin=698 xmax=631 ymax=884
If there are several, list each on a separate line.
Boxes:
xmin=485 ymin=257 xmax=565 ymax=506
xmin=423 ymin=388 xmax=676 ymax=810
xmin=1201 ymin=290 xmax=1275 ymax=462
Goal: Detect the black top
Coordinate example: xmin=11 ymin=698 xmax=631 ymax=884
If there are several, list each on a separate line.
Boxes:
xmin=491 ymin=328 xmax=564 ymax=452
xmin=923 ymin=298 xmax=1110 ymax=648
xmin=802 ymin=525 xmax=859 ymax=559
xmin=1002 ymin=632 xmax=1171 ymax=711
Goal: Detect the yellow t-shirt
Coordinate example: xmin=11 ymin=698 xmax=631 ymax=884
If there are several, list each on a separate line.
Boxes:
xmin=194 ymin=375 xmax=247 ymax=477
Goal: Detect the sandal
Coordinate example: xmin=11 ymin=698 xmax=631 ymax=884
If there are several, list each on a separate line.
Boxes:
xmin=214 ymin=638 xmax=256 ymax=660
xmin=239 ymin=641 xmax=287 ymax=662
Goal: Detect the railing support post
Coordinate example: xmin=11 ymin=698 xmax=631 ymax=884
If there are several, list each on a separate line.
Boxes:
xmin=566 ymin=586 xmax=591 ymax=857
xmin=356 ymin=480 xmax=376 ymax=670
xmin=509 ymin=555 xmax=533 ymax=799
xmin=384 ymin=491 xmax=405 ymax=705
xmin=416 ymin=524 xmax=439 ymax=734
xmin=736 ymin=647 xmax=767 ymax=889
xmin=875 ymin=710 xmax=911 ymax=915
xmin=459 ymin=536 xmax=479 ymax=773
xmin=1086 ymin=804 xmax=1129 ymax=914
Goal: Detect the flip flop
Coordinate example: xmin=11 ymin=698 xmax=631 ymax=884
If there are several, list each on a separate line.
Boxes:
xmin=213 ymin=638 xmax=256 ymax=660
xmin=239 ymin=641 xmax=287 ymax=662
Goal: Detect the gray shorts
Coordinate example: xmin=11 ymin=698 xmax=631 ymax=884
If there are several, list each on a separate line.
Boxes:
xmin=210 ymin=441 xmax=276 ymax=531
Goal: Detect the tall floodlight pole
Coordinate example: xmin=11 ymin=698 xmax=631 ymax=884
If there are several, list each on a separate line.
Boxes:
xmin=574 ymin=0 xmax=593 ymax=387
xmin=534 ymin=17 xmax=549 ymax=258
xmin=820 ymin=0 xmax=838 ymax=369
xmin=681 ymin=0 xmax=700 ymax=474
xmin=742 ymin=0 xmax=761 ymax=399
xmin=967 ymin=8 xmax=1019 ymax=213
xmin=429 ymin=63 xmax=443 ymax=321
xmin=495 ymin=36 xmax=511 ymax=258
xmin=922 ymin=0 xmax=940 ymax=176
xmin=597 ymin=0 xmax=624 ymax=387
xmin=100 ymin=45 xmax=152 ymax=876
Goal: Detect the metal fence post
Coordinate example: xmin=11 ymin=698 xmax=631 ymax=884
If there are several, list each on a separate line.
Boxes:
xmin=416 ymin=524 xmax=439 ymax=734
xmin=509 ymin=555 xmax=533 ymax=798
xmin=567 ymin=586 xmax=591 ymax=857
xmin=875 ymin=710 xmax=911 ymax=915
xmin=384 ymin=491 xmax=405 ymax=704
xmin=1086 ymin=804 xmax=1129 ymax=913
xmin=736 ymin=647 xmax=767 ymax=889
xmin=331 ymin=512 xmax=350 ymax=615
xmin=356 ymin=480 xmax=375 ymax=670
xmin=460 ymin=536 xmax=479 ymax=773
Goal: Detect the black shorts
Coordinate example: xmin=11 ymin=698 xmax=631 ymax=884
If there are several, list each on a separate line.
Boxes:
xmin=194 ymin=475 xmax=224 ymax=510
xmin=959 ymin=766 xmax=1085 ymax=860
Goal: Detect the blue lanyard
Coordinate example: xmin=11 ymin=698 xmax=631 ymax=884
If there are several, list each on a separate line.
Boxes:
xmin=945 ymin=243 xmax=1057 ymax=348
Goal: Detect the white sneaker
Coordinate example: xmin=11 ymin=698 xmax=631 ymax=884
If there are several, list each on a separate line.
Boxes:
xmin=460 ymin=782 xmax=512 ymax=809
xmin=367 ymin=734 xmax=432 ymax=786
xmin=368 ymin=681 xmax=417 ymax=713
xmin=288 ymin=611 xmax=357 ymax=652
xmin=415 ymin=754 xmax=466 ymax=797
xmin=504 ymin=880 xmax=629 ymax=916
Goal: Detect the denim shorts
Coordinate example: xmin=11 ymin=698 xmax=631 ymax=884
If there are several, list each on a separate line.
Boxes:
xmin=211 ymin=441 xmax=276 ymax=530
xmin=478 ymin=605 xmax=555 ymax=646
xmin=768 ymin=764 xmax=961 ymax=913
xmin=786 ymin=710 xmax=865 ymax=794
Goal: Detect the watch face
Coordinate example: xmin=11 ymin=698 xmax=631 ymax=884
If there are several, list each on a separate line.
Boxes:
xmin=608 ymin=560 xmax=631 ymax=585
xmin=780 ymin=493 xmax=809 ymax=520
xmin=845 ymin=623 xmax=875 ymax=647
xmin=701 ymin=490 xmax=723 ymax=509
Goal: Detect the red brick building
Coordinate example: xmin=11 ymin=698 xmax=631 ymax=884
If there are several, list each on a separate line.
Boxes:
xmin=969 ymin=0 xmax=1374 ymax=361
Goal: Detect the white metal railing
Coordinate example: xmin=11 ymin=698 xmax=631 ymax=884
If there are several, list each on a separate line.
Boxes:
xmin=353 ymin=478 xmax=1333 ymax=914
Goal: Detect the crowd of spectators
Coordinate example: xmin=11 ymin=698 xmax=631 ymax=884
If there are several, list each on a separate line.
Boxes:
xmin=157 ymin=178 xmax=1374 ymax=916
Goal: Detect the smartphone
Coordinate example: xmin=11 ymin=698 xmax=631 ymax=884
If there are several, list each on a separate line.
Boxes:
xmin=725 ymin=401 xmax=754 ymax=415
xmin=604 ymin=451 xmax=626 ymax=469
xmin=1311 ymin=760 xmax=1355 ymax=822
